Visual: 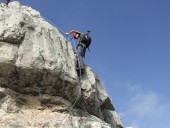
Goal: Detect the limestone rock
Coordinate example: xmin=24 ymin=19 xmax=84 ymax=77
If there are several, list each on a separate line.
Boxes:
xmin=0 ymin=1 xmax=124 ymax=128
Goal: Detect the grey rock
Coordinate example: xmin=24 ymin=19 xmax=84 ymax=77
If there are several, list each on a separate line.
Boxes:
xmin=0 ymin=1 xmax=124 ymax=128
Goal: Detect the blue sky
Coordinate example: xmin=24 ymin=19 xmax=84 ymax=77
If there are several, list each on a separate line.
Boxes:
xmin=8 ymin=0 xmax=170 ymax=128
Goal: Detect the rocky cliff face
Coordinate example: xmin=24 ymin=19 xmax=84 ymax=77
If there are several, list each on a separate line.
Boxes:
xmin=0 ymin=2 xmax=123 ymax=128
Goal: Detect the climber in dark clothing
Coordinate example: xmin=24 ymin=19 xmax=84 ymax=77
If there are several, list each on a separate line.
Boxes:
xmin=65 ymin=30 xmax=91 ymax=76
xmin=6 ymin=0 xmax=10 ymax=6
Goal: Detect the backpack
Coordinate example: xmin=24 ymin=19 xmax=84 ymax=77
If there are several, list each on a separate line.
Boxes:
xmin=81 ymin=34 xmax=92 ymax=48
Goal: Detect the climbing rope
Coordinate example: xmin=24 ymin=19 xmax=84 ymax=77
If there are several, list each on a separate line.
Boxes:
xmin=41 ymin=15 xmax=83 ymax=127
xmin=41 ymin=15 xmax=67 ymax=39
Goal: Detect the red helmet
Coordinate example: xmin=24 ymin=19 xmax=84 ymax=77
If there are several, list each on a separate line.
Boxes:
xmin=73 ymin=32 xmax=79 ymax=39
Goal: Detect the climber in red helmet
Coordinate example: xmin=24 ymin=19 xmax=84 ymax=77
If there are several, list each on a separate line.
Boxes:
xmin=65 ymin=30 xmax=92 ymax=76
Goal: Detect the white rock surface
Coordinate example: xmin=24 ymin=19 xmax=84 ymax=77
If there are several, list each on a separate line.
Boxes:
xmin=0 ymin=1 xmax=124 ymax=128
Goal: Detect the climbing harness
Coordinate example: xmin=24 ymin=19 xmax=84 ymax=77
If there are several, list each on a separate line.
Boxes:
xmin=42 ymin=15 xmax=83 ymax=127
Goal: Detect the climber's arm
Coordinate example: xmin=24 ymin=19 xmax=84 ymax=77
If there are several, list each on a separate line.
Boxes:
xmin=65 ymin=30 xmax=79 ymax=35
